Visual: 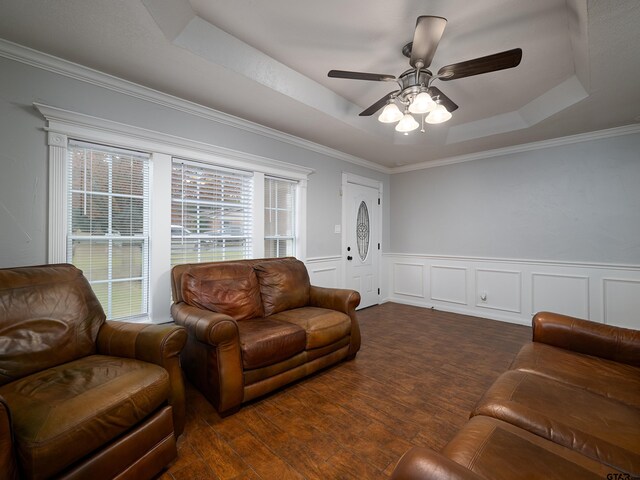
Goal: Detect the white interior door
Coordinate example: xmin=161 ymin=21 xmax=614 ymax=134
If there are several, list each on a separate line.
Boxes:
xmin=345 ymin=181 xmax=380 ymax=309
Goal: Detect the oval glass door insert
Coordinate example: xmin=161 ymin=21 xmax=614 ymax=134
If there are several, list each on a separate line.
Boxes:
xmin=356 ymin=201 xmax=370 ymax=261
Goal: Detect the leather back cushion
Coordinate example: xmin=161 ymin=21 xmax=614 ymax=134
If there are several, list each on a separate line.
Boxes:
xmin=0 ymin=264 xmax=105 ymax=386
xmin=254 ymin=258 xmax=310 ymax=316
xmin=181 ymin=263 xmax=264 ymax=320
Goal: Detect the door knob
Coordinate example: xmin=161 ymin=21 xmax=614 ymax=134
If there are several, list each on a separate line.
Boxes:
xmin=347 ymin=256 xmax=353 ymax=261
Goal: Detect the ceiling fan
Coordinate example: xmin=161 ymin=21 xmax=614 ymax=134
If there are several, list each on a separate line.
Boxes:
xmin=328 ymin=16 xmax=522 ymax=133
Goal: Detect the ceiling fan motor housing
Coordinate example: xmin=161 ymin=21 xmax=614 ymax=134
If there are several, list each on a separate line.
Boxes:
xmin=396 ymin=69 xmax=432 ymax=103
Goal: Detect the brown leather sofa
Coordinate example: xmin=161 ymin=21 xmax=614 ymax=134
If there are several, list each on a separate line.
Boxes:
xmin=171 ymin=257 xmax=361 ymax=415
xmin=391 ymin=311 xmax=640 ymax=479
xmin=0 ymin=264 xmax=187 ymax=480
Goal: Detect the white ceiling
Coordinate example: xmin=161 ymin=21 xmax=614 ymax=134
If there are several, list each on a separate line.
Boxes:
xmin=0 ymin=0 xmax=639 ymax=168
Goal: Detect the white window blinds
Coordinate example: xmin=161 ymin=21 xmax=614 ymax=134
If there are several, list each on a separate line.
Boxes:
xmin=171 ymin=159 xmax=253 ymax=265
xmin=67 ymin=140 xmax=150 ymax=320
xmin=264 ymin=176 xmax=297 ymax=258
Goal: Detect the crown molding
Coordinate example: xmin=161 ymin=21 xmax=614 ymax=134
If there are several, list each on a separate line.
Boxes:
xmin=34 ymin=102 xmax=316 ymax=179
xmin=2 ymin=38 xmax=638 ymax=176
xmin=390 ymin=123 xmax=640 ymax=173
xmin=0 ymin=38 xmax=390 ymax=174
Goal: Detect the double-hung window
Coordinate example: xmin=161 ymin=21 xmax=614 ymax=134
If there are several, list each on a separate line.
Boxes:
xmin=42 ymin=104 xmax=310 ymax=323
xmin=67 ymin=141 xmax=150 ymax=320
xmin=264 ymin=176 xmax=297 ymax=258
xmin=171 ymin=159 xmax=253 ymax=265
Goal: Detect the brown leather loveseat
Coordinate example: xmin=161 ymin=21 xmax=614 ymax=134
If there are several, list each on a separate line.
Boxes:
xmin=391 ymin=311 xmax=640 ymax=479
xmin=0 ymin=264 xmax=187 ymax=480
xmin=171 ymin=257 xmax=361 ymax=415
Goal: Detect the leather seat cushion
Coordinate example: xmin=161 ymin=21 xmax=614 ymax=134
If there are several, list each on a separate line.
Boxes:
xmin=442 ymin=416 xmax=624 ymax=480
xmin=270 ymin=307 xmax=351 ymax=349
xmin=181 ymin=262 xmax=264 ymax=321
xmin=0 ymin=355 xmax=170 ymax=480
xmin=472 ymin=370 xmax=640 ymax=475
xmin=254 ymin=258 xmax=310 ymax=316
xmin=511 ymin=342 xmax=640 ymax=408
xmin=237 ymin=318 xmax=306 ymax=369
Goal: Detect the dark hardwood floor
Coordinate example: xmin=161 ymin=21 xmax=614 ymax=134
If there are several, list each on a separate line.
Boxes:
xmin=160 ymin=303 xmax=531 ymax=480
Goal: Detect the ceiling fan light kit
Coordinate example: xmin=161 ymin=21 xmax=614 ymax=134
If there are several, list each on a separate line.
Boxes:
xmin=378 ymin=102 xmax=404 ymax=123
xmin=395 ymin=111 xmax=420 ymax=133
xmin=408 ymin=91 xmax=436 ymax=114
xmin=425 ymin=104 xmax=452 ymax=124
xmin=328 ymin=15 xmax=522 ymax=136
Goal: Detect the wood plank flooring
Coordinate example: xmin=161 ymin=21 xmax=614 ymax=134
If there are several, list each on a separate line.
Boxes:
xmin=159 ymin=302 xmax=531 ymax=480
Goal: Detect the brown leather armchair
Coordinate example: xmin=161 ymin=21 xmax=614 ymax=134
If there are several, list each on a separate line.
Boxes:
xmin=0 ymin=264 xmax=187 ymax=480
xmin=171 ymin=257 xmax=361 ymax=415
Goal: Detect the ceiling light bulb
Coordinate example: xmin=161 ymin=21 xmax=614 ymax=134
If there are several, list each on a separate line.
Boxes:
xmin=409 ymin=92 xmax=436 ymax=114
xmin=395 ymin=112 xmax=419 ymax=132
xmin=378 ymin=103 xmax=403 ymax=123
xmin=425 ymin=104 xmax=452 ymax=124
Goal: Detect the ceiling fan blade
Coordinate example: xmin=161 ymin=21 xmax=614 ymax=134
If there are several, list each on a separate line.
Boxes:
xmin=427 ymin=86 xmax=458 ymax=112
xmin=359 ymin=90 xmax=400 ymax=116
xmin=410 ymin=16 xmax=447 ymax=68
xmin=328 ymin=70 xmax=396 ymax=82
xmin=437 ymin=48 xmax=522 ymax=81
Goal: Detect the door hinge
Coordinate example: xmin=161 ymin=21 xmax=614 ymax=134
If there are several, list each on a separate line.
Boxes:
xmin=377 ymin=288 xmax=380 ymax=295
xmin=377 ymin=198 xmax=380 ymax=205
xmin=378 ymin=242 xmax=380 ymax=250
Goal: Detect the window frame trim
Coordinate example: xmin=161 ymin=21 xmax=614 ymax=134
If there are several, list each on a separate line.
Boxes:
xmin=39 ymin=103 xmax=311 ymax=323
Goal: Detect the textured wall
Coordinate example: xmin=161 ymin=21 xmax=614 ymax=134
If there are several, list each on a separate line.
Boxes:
xmin=390 ymin=133 xmax=640 ymax=264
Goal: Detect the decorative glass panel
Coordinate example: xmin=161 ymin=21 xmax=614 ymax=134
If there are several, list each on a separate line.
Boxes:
xmin=356 ymin=201 xmax=370 ymax=261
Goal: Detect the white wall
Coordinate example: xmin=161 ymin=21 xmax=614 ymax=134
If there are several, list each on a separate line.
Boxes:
xmin=0 ymin=54 xmax=389 ymax=268
xmin=387 ymin=134 xmax=640 ymax=328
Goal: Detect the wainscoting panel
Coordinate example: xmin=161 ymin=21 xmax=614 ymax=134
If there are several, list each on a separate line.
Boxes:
xmin=532 ymin=273 xmax=589 ymax=319
xmin=476 ymin=269 xmax=521 ymax=313
xmin=431 ymin=266 xmax=467 ymax=305
xmin=603 ymin=278 xmax=640 ymax=329
xmin=305 ymin=256 xmax=342 ymax=289
xmin=393 ymin=263 xmax=424 ymax=298
xmin=383 ymin=253 xmax=640 ymax=329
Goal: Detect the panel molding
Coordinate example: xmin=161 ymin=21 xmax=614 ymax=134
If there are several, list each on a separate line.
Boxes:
xmin=602 ymin=277 xmax=640 ymax=328
xmin=475 ymin=268 xmax=522 ymax=313
xmin=393 ymin=263 xmax=424 ymax=298
xmin=430 ymin=265 xmax=468 ymax=305
xmin=305 ymin=256 xmax=342 ymax=289
xmin=531 ymin=272 xmax=590 ymax=318
xmin=383 ymin=253 xmax=640 ymax=329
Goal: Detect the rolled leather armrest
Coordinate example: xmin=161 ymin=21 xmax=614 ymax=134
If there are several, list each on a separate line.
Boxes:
xmin=171 ymin=302 xmax=244 ymax=414
xmin=170 ymin=303 xmax=239 ymax=345
xmin=96 ymin=321 xmax=188 ymax=435
xmin=0 ymin=396 xmax=18 ymax=480
xmin=390 ymin=447 xmax=484 ymax=480
xmin=309 ymin=285 xmax=360 ymax=314
xmin=310 ymin=285 xmax=361 ymax=358
xmin=533 ymin=311 xmax=640 ymax=367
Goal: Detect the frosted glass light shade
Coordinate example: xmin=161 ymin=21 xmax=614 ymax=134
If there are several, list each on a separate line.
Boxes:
xmin=378 ymin=103 xmax=403 ymax=123
xmin=425 ymin=104 xmax=452 ymax=124
xmin=409 ymin=92 xmax=436 ymax=114
xmin=395 ymin=113 xmax=419 ymax=132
